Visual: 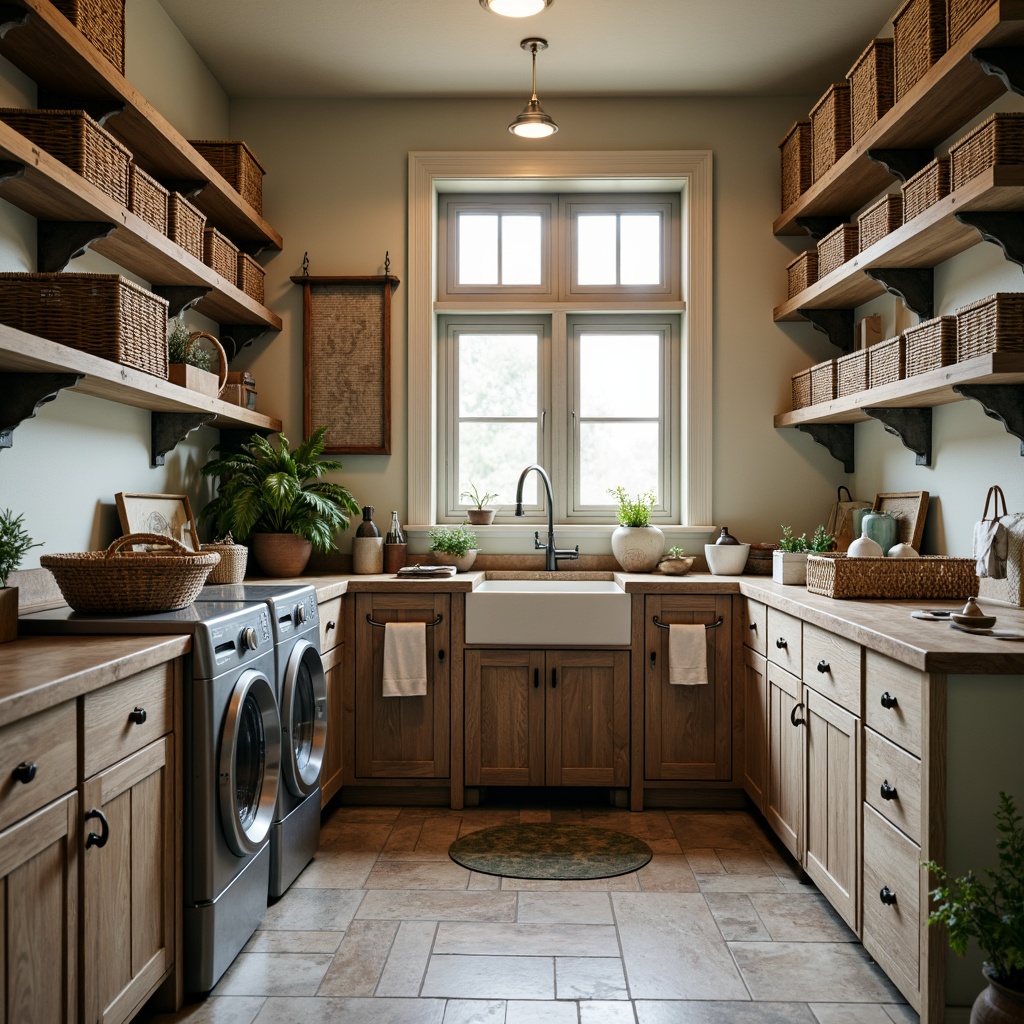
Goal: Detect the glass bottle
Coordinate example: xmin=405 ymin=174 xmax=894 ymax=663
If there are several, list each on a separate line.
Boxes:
xmin=356 ymin=506 xmax=379 ymax=538
xmin=715 ymin=526 xmax=740 ymax=545
xmin=385 ymin=511 xmax=405 ymax=544
xmin=860 ymin=511 xmax=897 ymax=555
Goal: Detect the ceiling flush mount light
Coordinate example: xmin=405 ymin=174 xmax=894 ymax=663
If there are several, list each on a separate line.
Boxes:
xmin=508 ymin=37 xmax=558 ymax=139
xmin=480 ymin=0 xmax=552 ymax=16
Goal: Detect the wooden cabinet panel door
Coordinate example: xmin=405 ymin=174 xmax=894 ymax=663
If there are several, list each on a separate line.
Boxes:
xmin=741 ymin=647 xmax=768 ymax=813
xmin=0 ymin=793 xmax=78 ymax=1024
xmin=643 ymin=595 xmax=732 ymax=780
xmin=320 ymin=644 xmax=344 ymax=807
xmin=354 ymin=593 xmax=451 ymax=779
xmin=767 ymin=663 xmax=804 ymax=861
xmin=465 ymin=650 xmax=545 ymax=787
xmin=547 ymin=650 xmax=630 ymax=788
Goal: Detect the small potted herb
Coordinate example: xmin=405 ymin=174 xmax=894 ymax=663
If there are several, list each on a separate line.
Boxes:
xmin=608 ymin=486 xmax=664 ymax=572
xmin=0 ymin=508 xmax=41 ymax=643
xmin=428 ymin=523 xmax=479 ymax=572
xmin=168 ymin=319 xmax=227 ymax=399
xmin=773 ymin=524 xmax=833 ymax=585
xmin=461 ymin=482 xmax=499 ymax=526
xmin=657 ymin=545 xmax=694 ymax=576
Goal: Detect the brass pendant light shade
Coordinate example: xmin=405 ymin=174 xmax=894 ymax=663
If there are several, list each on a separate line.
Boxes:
xmin=508 ymin=38 xmax=558 ymax=138
xmin=480 ymin=0 xmax=552 ymax=16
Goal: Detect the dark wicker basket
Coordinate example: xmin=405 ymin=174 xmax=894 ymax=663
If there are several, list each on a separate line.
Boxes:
xmin=744 ymin=543 xmax=777 ymax=576
xmin=779 ymin=121 xmax=812 ymax=213
xmin=190 ymin=140 xmax=265 ymax=216
xmin=837 ymin=349 xmax=868 ymax=397
xmin=858 ymin=194 xmax=903 ymax=251
xmin=893 ymin=0 xmax=946 ymax=101
xmin=868 ymin=335 xmax=905 ymax=388
xmin=168 ymin=191 xmax=206 ymax=262
xmin=0 ymin=108 xmax=130 ymax=206
xmin=902 ymin=157 xmax=950 ymax=222
xmin=817 ymin=223 xmax=859 ymax=277
xmin=787 ymin=250 xmax=818 ymax=298
xmin=791 ymin=368 xmax=812 ymax=410
xmin=51 ymin=0 xmax=125 ymax=73
xmin=949 ymin=113 xmax=1024 ymax=193
xmin=203 ymin=227 xmax=239 ymax=282
xmin=948 ymin=0 xmax=997 ymax=46
xmin=954 ymin=293 xmax=1024 ymax=360
xmin=811 ymin=359 xmax=836 ymax=405
xmin=0 ymin=273 xmax=168 ymax=378
xmin=128 ymin=163 xmax=168 ymax=235
xmin=847 ymin=39 xmax=894 ymax=143
xmin=904 ymin=315 xmax=957 ymax=376
xmin=236 ymin=252 xmax=265 ymax=304
xmin=810 ymin=83 xmax=852 ymax=182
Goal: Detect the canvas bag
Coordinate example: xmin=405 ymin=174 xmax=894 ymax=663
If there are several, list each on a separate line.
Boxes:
xmin=975 ymin=485 xmax=1024 ymax=607
xmin=973 ymin=485 xmax=1008 ymax=579
xmin=825 ymin=486 xmax=872 ymax=552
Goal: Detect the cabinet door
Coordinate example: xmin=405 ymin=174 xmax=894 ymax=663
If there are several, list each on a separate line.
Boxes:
xmin=643 ymin=595 xmax=732 ymax=780
xmin=547 ymin=650 xmax=630 ymax=788
xmin=804 ymin=685 xmax=860 ymax=933
xmin=741 ymin=646 xmax=768 ymax=812
xmin=354 ymin=593 xmax=451 ymax=779
xmin=767 ymin=662 xmax=803 ymax=860
xmin=82 ymin=737 xmax=174 ymax=1024
xmin=0 ymin=793 xmax=78 ymax=1024
xmin=320 ymin=644 xmax=344 ymax=808
xmin=464 ymin=649 xmax=545 ymax=787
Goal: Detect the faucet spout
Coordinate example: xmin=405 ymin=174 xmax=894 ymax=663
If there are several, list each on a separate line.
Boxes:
xmin=514 ymin=464 xmax=579 ymax=571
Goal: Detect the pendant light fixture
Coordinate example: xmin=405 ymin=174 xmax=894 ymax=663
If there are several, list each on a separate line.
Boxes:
xmin=508 ymin=38 xmax=558 ymax=138
xmin=480 ymin=0 xmax=552 ymax=16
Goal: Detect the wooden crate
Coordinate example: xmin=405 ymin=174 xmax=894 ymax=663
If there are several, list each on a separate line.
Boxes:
xmin=868 ymin=335 xmax=905 ymax=389
xmin=817 ymin=223 xmax=859 ymax=277
xmin=779 ymin=120 xmax=812 ymax=212
xmin=954 ymin=293 xmax=1024 ymax=359
xmin=902 ymin=157 xmax=950 ymax=222
xmin=903 ymin=315 xmax=957 ymax=376
xmin=847 ymin=39 xmax=895 ymax=144
xmin=810 ymin=83 xmax=852 ymax=182
xmin=949 ymin=113 xmax=1024 ymax=193
xmin=787 ymin=250 xmax=818 ymax=297
xmin=893 ymin=0 xmax=946 ymax=101
xmin=858 ymin=194 xmax=903 ymax=251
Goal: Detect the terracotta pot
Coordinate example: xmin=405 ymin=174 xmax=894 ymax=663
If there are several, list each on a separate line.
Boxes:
xmin=250 ymin=533 xmax=312 ymax=577
xmin=432 ymin=549 xmax=478 ymax=573
xmin=467 ymin=508 xmax=496 ymax=526
xmin=610 ymin=525 xmax=664 ymax=572
xmin=0 ymin=586 xmax=17 ymax=643
xmin=972 ymin=970 xmax=1024 ymax=1024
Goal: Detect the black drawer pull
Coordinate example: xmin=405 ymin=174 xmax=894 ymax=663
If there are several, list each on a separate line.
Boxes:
xmin=534 ymin=668 xmax=539 ymax=689
xmin=13 ymin=761 xmax=37 ymax=784
xmin=776 ymin=637 xmax=788 ymax=649
xmin=880 ymin=691 xmax=899 ymax=710
xmin=128 ymin=706 xmax=147 ymax=725
xmin=880 ymin=780 xmax=898 ymax=801
xmin=748 ymin=622 xmax=758 ymax=632
xmin=551 ymin=667 xmax=557 ymax=689
xmin=650 ymin=651 xmax=657 ymax=668
xmin=326 ymin=620 xmax=336 ymax=632
xmin=84 ymin=808 xmax=110 ymax=849
xmin=879 ymin=886 xmax=897 ymax=906
xmin=790 ymin=702 xmax=806 ymax=727
xmin=816 ymin=659 xmax=830 ymax=674
xmin=438 ymin=649 xmax=445 ymax=663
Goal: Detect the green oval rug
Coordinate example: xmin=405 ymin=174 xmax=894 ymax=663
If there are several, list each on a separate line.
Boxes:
xmin=448 ymin=823 xmax=653 ymax=880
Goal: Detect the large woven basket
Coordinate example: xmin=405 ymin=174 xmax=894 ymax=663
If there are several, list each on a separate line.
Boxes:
xmin=954 ymin=292 xmax=1024 ymax=360
xmin=128 ymin=162 xmax=168 ymax=234
xmin=949 ymin=0 xmax=997 ymax=46
xmin=190 ymin=140 xmax=265 ymax=215
xmin=202 ymin=541 xmax=248 ymax=585
xmin=51 ymin=0 xmax=126 ymax=73
xmin=41 ymin=533 xmax=220 ymax=613
xmin=949 ymin=113 xmax=1024 ymax=193
xmin=237 ymin=251 xmax=265 ymax=304
xmin=902 ymin=157 xmax=950 ymax=222
xmin=810 ymin=83 xmax=852 ymax=182
xmin=858 ymin=194 xmax=903 ymax=251
xmin=168 ymin=191 xmax=206 ymax=262
xmin=893 ymin=0 xmax=946 ymax=102
xmin=847 ymin=39 xmax=894 ymax=144
xmin=806 ymin=553 xmax=978 ymax=600
xmin=868 ymin=335 xmax=905 ymax=389
xmin=837 ymin=349 xmax=868 ymax=397
xmin=817 ymin=223 xmax=859 ymax=277
xmin=779 ymin=121 xmax=812 ymax=213
xmin=811 ymin=359 xmax=836 ymax=405
xmin=904 ymin=315 xmax=957 ymax=376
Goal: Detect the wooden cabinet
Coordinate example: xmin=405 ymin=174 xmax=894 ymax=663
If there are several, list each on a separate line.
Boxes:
xmin=318 ymin=595 xmax=345 ymax=807
xmin=464 ymin=648 xmax=629 ymax=789
xmin=766 ymin=661 xmax=803 ymax=860
xmin=740 ymin=645 xmax=768 ymax=813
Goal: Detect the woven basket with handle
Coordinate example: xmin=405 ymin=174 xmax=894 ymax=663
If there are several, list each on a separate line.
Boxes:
xmin=168 ymin=331 xmax=228 ymax=398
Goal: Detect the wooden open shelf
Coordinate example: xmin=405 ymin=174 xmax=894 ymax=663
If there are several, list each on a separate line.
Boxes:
xmin=0 ymin=0 xmax=282 ymax=252
xmin=774 ymin=0 xmax=1024 ymax=236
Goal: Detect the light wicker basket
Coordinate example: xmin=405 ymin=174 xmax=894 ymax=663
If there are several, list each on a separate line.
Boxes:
xmin=811 ymin=359 xmax=836 ymax=405
xmin=203 ymin=227 xmax=239 ymax=282
xmin=0 ymin=108 xmax=130 ymax=206
xmin=868 ymin=335 xmax=905 ymax=389
xmin=51 ymin=0 xmax=126 ymax=73
xmin=806 ymin=552 xmax=978 ymax=600
xmin=128 ymin=163 xmax=168 ymax=235
xmin=41 ymin=533 xmax=220 ymax=613
xmin=190 ymin=140 xmax=265 ymax=215
xmin=810 ymin=83 xmax=852 ymax=182
xmin=949 ymin=113 xmax=1024 ymax=193
xmin=817 ymin=223 xmax=859 ymax=277
xmin=837 ymin=349 xmax=868 ymax=397
xmin=779 ymin=120 xmax=813 ymax=213
xmin=0 ymin=272 xmax=168 ymax=378
xmin=787 ymin=250 xmax=818 ymax=298
xmin=168 ymin=191 xmax=206 ymax=262
xmin=237 ymin=251 xmax=265 ymax=304
xmin=904 ymin=315 xmax=957 ymax=376
xmin=791 ymin=368 xmax=812 ymax=410
xmin=902 ymin=157 xmax=950 ymax=222
xmin=858 ymin=194 xmax=903 ymax=251
xmin=954 ymin=292 xmax=1024 ymax=360
xmin=202 ymin=542 xmax=248 ymax=584
xmin=893 ymin=0 xmax=946 ymax=101
xmin=847 ymin=38 xmax=895 ymax=144
xmin=948 ymin=0 xmax=997 ymax=46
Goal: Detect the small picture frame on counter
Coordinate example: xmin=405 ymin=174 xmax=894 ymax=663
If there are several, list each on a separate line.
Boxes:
xmin=872 ymin=490 xmax=929 ymax=551
xmin=115 ymin=492 xmax=199 ymax=552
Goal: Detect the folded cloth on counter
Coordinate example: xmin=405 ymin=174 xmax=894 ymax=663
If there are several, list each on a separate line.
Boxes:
xmin=668 ymin=624 xmax=707 ymax=685
xmin=396 ymin=565 xmax=457 ymax=578
xmin=382 ymin=622 xmax=428 ymax=697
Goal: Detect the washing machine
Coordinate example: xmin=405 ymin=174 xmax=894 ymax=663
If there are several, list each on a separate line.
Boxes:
xmin=196 ymin=583 xmax=327 ymax=896
xmin=20 ymin=600 xmax=281 ymax=994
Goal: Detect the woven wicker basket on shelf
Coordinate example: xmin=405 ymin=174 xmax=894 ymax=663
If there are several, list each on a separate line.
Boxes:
xmin=237 ymin=252 xmax=265 ymax=304
xmin=203 ymin=227 xmax=239 ymax=282
xmin=904 ymin=315 xmax=957 ymax=376
xmin=954 ymin=292 xmax=1024 ymax=360
xmin=868 ymin=335 xmax=905 ymax=389
xmin=893 ymin=0 xmax=946 ymax=101
xmin=128 ymin=163 xmax=168 ymax=234
xmin=168 ymin=192 xmax=206 ymax=262
xmin=847 ymin=38 xmax=894 ymax=143
xmin=41 ymin=533 xmax=220 ymax=613
xmin=779 ymin=121 xmax=812 ymax=213
xmin=791 ymin=368 xmax=812 ymax=410
xmin=811 ymin=359 xmax=836 ymax=405
xmin=837 ymin=349 xmax=868 ymax=397
xmin=190 ymin=140 xmax=265 ymax=215
xmin=51 ymin=0 xmax=126 ymax=73
xmin=786 ymin=251 xmax=818 ymax=298
xmin=902 ymin=157 xmax=950 ymax=222
xmin=858 ymin=194 xmax=903 ymax=251
xmin=202 ymin=542 xmax=248 ymax=585
xmin=949 ymin=113 xmax=1024 ymax=193
xmin=817 ymin=223 xmax=859 ymax=277
xmin=948 ymin=0 xmax=997 ymax=46
xmin=810 ymin=83 xmax=852 ymax=182
xmin=806 ymin=552 xmax=978 ymax=600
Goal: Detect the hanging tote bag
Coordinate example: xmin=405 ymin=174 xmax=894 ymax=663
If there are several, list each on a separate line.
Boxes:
xmin=975 ymin=485 xmax=1024 ymax=607
xmin=826 ymin=485 xmax=873 ymax=552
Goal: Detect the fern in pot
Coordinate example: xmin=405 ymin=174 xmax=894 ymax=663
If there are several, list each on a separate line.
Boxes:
xmin=428 ymin=524 xmax=478 ymax=572
xmin=608 ymin=486 xmax=663 ymax=573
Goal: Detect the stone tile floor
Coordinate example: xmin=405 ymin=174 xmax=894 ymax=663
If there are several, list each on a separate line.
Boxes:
xmin=152 ymin=801 xmax=918 ymax=1024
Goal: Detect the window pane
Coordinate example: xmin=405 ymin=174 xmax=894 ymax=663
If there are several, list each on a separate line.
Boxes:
xmin=459 ymin=214 xmax=498 ymax=284
xmin=576 ymin=215 xmax=617 ymax=285
xmin=578 ymin=422 xmax=659 ymax=505
xmin=620 ymin=214 xmax=661 ymax=284
xmin=458 ymin=334 xmax=537 ymax=417
xmin=460 ymin=421 xmax=539 ymax=507
xmin=579 ymin=333 xmax=660 ymax=417
xmin=501 ymin=215 xmax=542 ymax=285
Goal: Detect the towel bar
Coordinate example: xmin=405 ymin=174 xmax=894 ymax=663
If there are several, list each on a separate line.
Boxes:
xmin=652 ymin=615 xmax=723 ymax=630
xmin=366 ymin=613 xmax=443 ymax=628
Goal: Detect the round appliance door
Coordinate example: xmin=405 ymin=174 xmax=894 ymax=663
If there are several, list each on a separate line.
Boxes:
xmin=219 ymin=669 xmax=281 ymax=857
xmin=281 ymin=639 xmax=328 ymax=798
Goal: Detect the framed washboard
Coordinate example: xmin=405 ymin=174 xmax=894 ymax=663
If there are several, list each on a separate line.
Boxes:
xmin=291 ymin=274 xmax=400 ymax=454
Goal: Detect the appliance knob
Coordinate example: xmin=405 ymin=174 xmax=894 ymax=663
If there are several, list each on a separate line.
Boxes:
xmin=241 ymin=626 xmax=259 ymax=651
xmin=296 ymin=602 xmax=307 ymax=624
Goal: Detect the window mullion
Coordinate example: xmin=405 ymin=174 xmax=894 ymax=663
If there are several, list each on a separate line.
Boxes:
xmin=549 ymin=310 xmax=568 ymax=521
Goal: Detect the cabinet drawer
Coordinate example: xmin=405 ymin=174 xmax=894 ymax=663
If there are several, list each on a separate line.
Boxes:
xmin=742 ymin=597 xmax=767 ymax=657
xmin=865 ymin=651 xmax=923 ymax=757
xmin=83 ymin=662 xmax=173 ymax=777
xmin=864 ymin=727 xmax=922 ymax=845
xmin=803 ymin=623 xmax=861 ymax=716
xmin=767 ymin=606 xmax=802 ymax=674
xmin=0 ymin=701 xmax=77 ymax=831
xmin=862 ymin=803 xmax=920 ymax=1001
xmin=319 ymin=596 xmax=344 ymax=654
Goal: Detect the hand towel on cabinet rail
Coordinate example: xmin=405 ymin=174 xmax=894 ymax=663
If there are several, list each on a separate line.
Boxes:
xmin=668 ymin=623 xmax=708 ymax=685
xmin=383 ymin=621 xmax=428 ymax=696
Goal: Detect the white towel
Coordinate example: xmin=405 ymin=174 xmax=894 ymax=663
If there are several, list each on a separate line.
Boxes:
xmin=382 ymin=621 xmax=428 ymax=697
xmin=669 ymin=624 xmax=708 ymax=685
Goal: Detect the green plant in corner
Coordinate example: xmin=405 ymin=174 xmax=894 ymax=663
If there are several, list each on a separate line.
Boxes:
xmin=0 ymin=508 xmax=41 ymax=586
xmin=428 ymin=524 xmax=478 ymax=557
xmin=778 ymin=525 xmax=808 ymax=552
xmin=608 ymin=486 xmax=657 ymax=527
xmin=461 ymin=482 xmax=499 ymax=509
xmin=167 ymin=315 xmax=211 ymax=371
xmin=810 ymin=525 xmax=835 ymax=552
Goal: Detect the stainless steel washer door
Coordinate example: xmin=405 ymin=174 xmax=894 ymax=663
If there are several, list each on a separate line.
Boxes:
xmin=219 ymin=669 xmax=281 ymax=856
xmin=281 ymin=639 xmax=327 ymax=798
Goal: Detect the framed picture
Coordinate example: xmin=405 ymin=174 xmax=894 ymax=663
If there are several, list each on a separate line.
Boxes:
xmin=872 ymin=490 xmax=929 ymax=551
xmin=115 ymin=492 xmax=199 ymax=552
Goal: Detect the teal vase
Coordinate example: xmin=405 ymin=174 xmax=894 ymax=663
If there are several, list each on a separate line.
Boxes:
xmin=861 ymin=511 xmax=898 ymax=555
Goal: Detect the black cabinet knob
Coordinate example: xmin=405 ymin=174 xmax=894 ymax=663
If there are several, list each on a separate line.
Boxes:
xmin=748 ymin=622 xmax=757 ymax=632
xmin=880 ymin=691 xmax=899 ymax=710
xmin=776 ymin=638 xmax=788 ymax=649
xmin=533 ymin=669 xmax=539 ymax=689
xmin=879 ymin=886 xmax=897 ymax=906
xmin=13 ymin=761 xmax=37 ymax=784
xmin=438 ymin=649 xmax=445 ymax=663
xmin=650 ymin=651 xmax=657 ymax=668
xmin=128 ymin=706 xmax=147 ymax=725
xmin=816 ymin=659 xmax=830 ymax=674
xmin=84 ymin=808 xmax=110 ymax=849
xmin=326 ymin=620 xmax=336 ymax=632
xmin=880 ymin=780 xmax=898 ymax=801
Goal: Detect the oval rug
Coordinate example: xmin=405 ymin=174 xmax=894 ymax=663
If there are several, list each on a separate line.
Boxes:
xmin=448 ymin=822 xmax=653 ymax=880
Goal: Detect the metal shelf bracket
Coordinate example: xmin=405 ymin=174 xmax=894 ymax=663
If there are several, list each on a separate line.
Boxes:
xmin=794 ymin=422 xmax=855 ymax=473
xmin=955 ymin=211 xmax=1024 ymax=271
xmin=795 ymin=215 xmax=846 ymax=241
xmin=220 ymin=324 xmax=272 ymax=360
xmin=38 ymin=220 xmax=118 ymax=272
xmin=952 ymin=383 xmax=1024 ymax=455
xmin=153 ymin=285 xmax=212 ymax=319
xmin=151 ymin=411 xmax=215 ymax=467
xmin=863 ymin=267 xmax=934 ymax=319
xmin=799 ymin=308 xmax=855 ymax=352
xmin=864 ymin=406 xmax=933 ymax=466
xmin=0 ymin=371 xmax=82 ymax=449
xmin=971 ymin=47 xmax=1024 ymax=95
xmin=866 ymin=148 xmax=934 ymax=183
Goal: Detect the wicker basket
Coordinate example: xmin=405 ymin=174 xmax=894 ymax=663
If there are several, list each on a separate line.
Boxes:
xmin=744 ymin=543 xmax=777 ymax=576
xmin=0 ymin=273 xmax=168 ymax=378
xmin=810 ymin=83 xmax=852 ymax=182
xmin=949 ymin=113 xmax=1024 ymax=193
xmin=190 ymin=140 xmax=265 ymax=216
xmin=0 ymin=108 xmax=130 ymax=206
xmin=168 ymin=191 xmax=206 ymax=262
xmin=858 ymin=194 xmax=903 ymax=251
xmin=811 ymin=359 xmax=837 ymax=404
xmin=806 ymin=552 xmax=978 ymax=600
xmin=41 ymin=533 xmax=220 ymax=613
xmin=779 ymin=120 xmax=813 ymax=213
xmin=203 ymin=227 xmax=239 ymax=282
xmin=837 ymin=349 xmax=868 ymax=397
xmin=893 ymin=0 xmax=946 ymax=102
xmin=791 ymin=368 xmax=812 ymax=410
xmin=868 ymin=335 xmax=905 ymax=388
xmin=949 ymin=0 xmax=997 ymax=46
xmin=787 ymin=250 xmax=818 ymax=298
xmin=817 ymin=223 xmax=859 ymax=277
xmin=51 ymin=0 xmax=126 ymax=73
xmin=128 ymin=163 xmax=168 ymax=234
xmin=202 ymin=542 xmax=248 ymax=585
xmin=902 ymin=157 xmax=950 ymax=222
xmin=847 ymin=39 xmax=895 ymax=144
xmin=904 ymin=315 xmax=957 ymax=376
xmin=237 ymin=251 xmax=265 ymax=304
xmin=954 ymin=292 xmax=1024 ymax=360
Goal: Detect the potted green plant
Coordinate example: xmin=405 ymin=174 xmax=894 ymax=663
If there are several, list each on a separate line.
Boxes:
xmin=428 ymin=523 xmax=479 ymax=572
xmin=0 ymin=508 xmax=41 ymax=643
xmin=200 ymin=426 xmax=360 ymax=577
xmin=461 ymin=482 xmax=499 ymax=526
xmin=167 ymin=319 xmax=227 ymax=400
xmin=773 ymin=524 xmax=833 ymax=585
xmin=924 ymin=790 xmax=1024 ymax=1022
xmin=608 ymin=486 xmax=663 ymax=572
xmin=657 ymin=545 xmax=694 ymax=576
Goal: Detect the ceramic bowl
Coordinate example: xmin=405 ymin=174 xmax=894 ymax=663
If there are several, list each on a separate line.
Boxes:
xmin=950 ymin=611 xmax=997 ymax=629
xmin=704 ymin=543 xmax=750 ymax=575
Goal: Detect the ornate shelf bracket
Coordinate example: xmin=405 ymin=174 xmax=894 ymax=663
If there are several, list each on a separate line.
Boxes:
xmin=220 ymin=324 xmax=271 ymax=360
xmin=0 ymin=371 xmax=82 ymax=449
xmin=153 ymin=285 xmax=211 ymax=319
xmin=799 ymin=308 xmax=855 ymax=352
xmin=151 ymin=411 xmax=215 ymax=467
xmin=952 ymin=383 xmax=1024 ymax=455
xmin=865 ymin=148 xmax=934 ymax=183
xmin=863 ymin=267 xmax=934 ymax=319
xmin=38 ymin=94 xmax=125 ymax=126
xmin=955 ymin=211 xmax=1024 ymax=270
xmin=971 ymin=47 xmax=1024 ymax=95
xmin=795 ymin=215 xmax=846 ymax=241
xmin=0 ymin=159 xmax=24 ymax=184
xmin=38 ymin=220 xmax=117 ymax=272
xmin=0 ymin=5 xmax=29 ymax=38
xmin=864 ymin=406 xmax=933 ymax=465
xmin=161 ymin=179 xmax=208 ymax=200
xmin=795 ymin=422 xmax=855 ymax=473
